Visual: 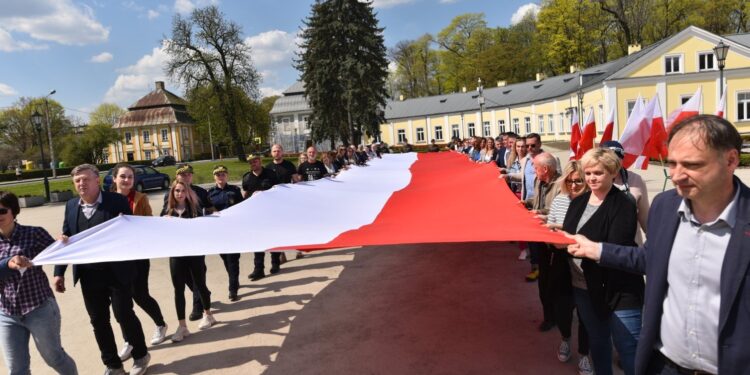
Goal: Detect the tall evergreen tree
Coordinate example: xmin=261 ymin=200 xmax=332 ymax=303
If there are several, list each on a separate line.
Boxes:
xmin=297 ymin=0 xmax=389 ymax=146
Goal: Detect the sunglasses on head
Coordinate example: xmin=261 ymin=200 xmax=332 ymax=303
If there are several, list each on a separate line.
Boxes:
xmin=0 ymin=208 xmax=10 ymax=215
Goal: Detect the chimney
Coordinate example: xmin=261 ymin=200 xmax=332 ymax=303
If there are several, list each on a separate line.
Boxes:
xmin=536 ymin=72 xmax=546 ymax=82
xmin=462 ymin=86 xmax=467 ymax=93
xmin=399 ymin=94 xmax=404 ymax=101
xmin=497 ymin=80 xmax=507 ymax=87
xmin=155 ymin=81 xmax=165 ymax=90
xmin=628 ymin=43 xmax=641 ymax=55
xmin=570 ymin=65 xmax=579 ymax=74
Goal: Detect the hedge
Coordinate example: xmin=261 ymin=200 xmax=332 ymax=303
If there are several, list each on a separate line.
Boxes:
xmin=0 ymin=160 xmax=155 ymax=182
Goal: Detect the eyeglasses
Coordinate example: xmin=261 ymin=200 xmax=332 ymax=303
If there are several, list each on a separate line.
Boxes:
xmin=565 ymin=179 xmax=584 ymax=185
xmin=0 ymin=208 xmax=9 ymax=215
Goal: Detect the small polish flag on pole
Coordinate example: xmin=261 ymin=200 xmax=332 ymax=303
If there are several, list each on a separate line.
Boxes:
xmin=569 ymin=108 xmax=581 ymax=160
xmin=717 ymin=86 xmax=727 ymax=118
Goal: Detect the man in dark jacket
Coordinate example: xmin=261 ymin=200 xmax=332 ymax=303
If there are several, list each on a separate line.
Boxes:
xmin=53 ymin=164 xmax=150 ymax=375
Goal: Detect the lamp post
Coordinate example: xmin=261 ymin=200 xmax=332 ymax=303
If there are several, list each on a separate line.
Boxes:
xmin=713 ymin=40 xmax=730 ymax=97
xmin=208 ymin=106 xmax=215 ymax=160
xmin=31 ymin=110 xmax=50 ymax=202
xmin=43 ymin=90 xmax=57 ymax=178
xmin=477 ymin=78 xmax=485 ymax=136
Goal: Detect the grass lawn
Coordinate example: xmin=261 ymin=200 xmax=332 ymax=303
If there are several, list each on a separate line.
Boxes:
xmin=0 ymin=157 xmax=296 ymax=197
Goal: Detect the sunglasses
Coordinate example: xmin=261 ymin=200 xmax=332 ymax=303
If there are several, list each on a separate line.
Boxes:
xmin=525 ymin=144 xmax=538 ymax=148
xmin=0 ymin=208 xmax=10 ymax=215
xmin=566 ymin=179 xmax=584 ymax=185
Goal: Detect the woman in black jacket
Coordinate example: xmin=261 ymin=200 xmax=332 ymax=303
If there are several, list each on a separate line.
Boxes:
xmin=162 ymin=181 xmax=215 ymax=342
xmin=562 ymin=148 xmax=642 ymax=375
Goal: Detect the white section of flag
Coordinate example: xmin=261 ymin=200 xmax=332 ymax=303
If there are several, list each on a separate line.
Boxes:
xmin=32 ymin=154 xmax=419 ymax=266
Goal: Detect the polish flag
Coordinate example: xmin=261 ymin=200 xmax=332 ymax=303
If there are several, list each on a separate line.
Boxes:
xmin=637 ymin=95 xmax=668 ymax=169
xmin=619 ymin=95 xmax=648 ymax=169
xmin=717 ymin=86 xmax=727 ymax=118
xmin=31 ymin=153 xmax=572 ymax=266
xmin=666 ymin=87 xmax=702 ymax=133
xmin=569 ymin=109 xmax=581 ymax=160
xmin=577 ymin=108 xmax=597 ymax=159
xmin=599 ymin=107 xmax=615 ymax=145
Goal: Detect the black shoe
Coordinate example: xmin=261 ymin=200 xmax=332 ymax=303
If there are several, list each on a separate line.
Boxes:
xmin=188 ymin=310 xmax=203 ymax=321
xmin=538 ymin=321 xmax=556 ymax=332
xmin=229 ymin=293 xmax=239 ymax=302
xmin=270 ymin=265 xmax=280 ymax=274
xmin=248 ymin=271 xmax=265 ymax=281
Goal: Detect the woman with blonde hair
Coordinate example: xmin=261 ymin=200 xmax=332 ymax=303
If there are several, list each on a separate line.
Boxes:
xmin=161 ymin=181 xmax=215 ymax=342
xmin=111 ymin=164 xmax=168 ymax=360
xmin=479 ymin=137 xmax=496 ymax=163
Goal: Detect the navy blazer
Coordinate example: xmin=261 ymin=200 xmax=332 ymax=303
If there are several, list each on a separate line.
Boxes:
xmin=600 ymin=177 xmax=750 ymax=375
xmin=53 ymin=191 xmax=134 ymax=286
xmin=493 ymin=147 xmax=508 ymax=168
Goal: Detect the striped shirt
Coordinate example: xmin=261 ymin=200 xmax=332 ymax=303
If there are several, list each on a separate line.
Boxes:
xmin=0 ymin=224 xmax=55 ymax=316
xmin=547 ymin=194 xmax=571 ymax=226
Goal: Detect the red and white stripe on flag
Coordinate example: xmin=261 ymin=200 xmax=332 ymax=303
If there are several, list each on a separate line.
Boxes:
xmin=666 ymin=86 xmax=702 ymax=133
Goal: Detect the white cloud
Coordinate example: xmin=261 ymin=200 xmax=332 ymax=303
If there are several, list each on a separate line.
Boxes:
xmin=0 ymin=83 xmax=18 ymax=96
xmin=103 ymin=44 xmax=176 ymax=106
xmin=173 ymin=0 xmax=218 ymax=15
xmin=146 ymin=9 xmax=159 ymax=19
xmin=244 ymin=30 xmax=300 ymax=69
xmin=0 ymin=27 xmax=47 ymax=52
xmin=260 ymin=86 xmax=284 ymax=97
xmin=0 ymin=0 xmax=109 ymax=47
xmin=510 ymin=3 xmax=540 ymax=25
xmin=371 ymin=0 xmax=416 ymax=9
xmin=90 ymin=52 xmax=113 ymax=63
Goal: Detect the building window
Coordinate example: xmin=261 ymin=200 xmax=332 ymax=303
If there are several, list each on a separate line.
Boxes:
xmin=698 ymin=52 xmax=715 ymax=71
xmin=512 ymin=118 xmax=519 ymax=134
xmin=627 ymin=100 xmax=637 ymax=116
xmin=738 ymin=92 xmax=750 ymax=121
xmin=162 ymin=148 xmax=170 ymax=156
xmin=416 ymin=127 xmax=425 ymax=142
xmin=397 ymin=129 xmax=406 ymax=143
xmin=181 ymin=127 xmax=189 ymax=142
xmin=548 ymin=114 xmax=555 ymax=133
xmin=468 ymin=123 xmax=475 ymax=137
xmin=145 ymin=150 xmax=152 ymax=160
xmin=161 ymin=129 xmax=168 ymax=142
xmin=665 ymin=55 xmax=682 ymax=74
xmin=558 ymin=113 xmax=564 ymax=134
xmin=302 ymin=116 xmax=310 ymax=130
xmin=125 ymin=132 xmax=132 ymax=144
xmin=282 ymin=118 xmax=290 ymax=132
xmin=538 ymin=115 xmax=545 ymax=134
xmin=498 ymin=120 xmax=506 ymax=133
xmin=680 ymin=95 xmax=692 ymax=105
xmin=435 ymin=126 xmax=443 ymax=141
xmin=451 ymin=124 xmax=460 ymax=139
xmin=126 ymin=152 xmax=134 ymax=161
xmin=143 ymin=131 xmax=150 ymax=143
xmin=483 ymin=121 xmax=491 ymax=137
xmin=524 ymin=117 xmax=531 ymax=134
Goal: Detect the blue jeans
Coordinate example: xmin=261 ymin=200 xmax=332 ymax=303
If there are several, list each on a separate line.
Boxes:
xmin=611 ymin=308 xmax=642 ymax=375
xmin=573 ymin=288 xmax=613 ymax=375
xmin=0 ymin=297 xmax=77 ymax=375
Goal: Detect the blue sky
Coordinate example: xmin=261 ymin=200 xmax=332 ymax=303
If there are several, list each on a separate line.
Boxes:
xmin=0 ymin=0 xmax=540 ymax=121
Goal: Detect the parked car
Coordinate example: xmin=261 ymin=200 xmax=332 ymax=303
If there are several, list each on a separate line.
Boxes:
xmin=151 ymin=155 xmax=176 ymax=167
xmin=102 ymin=165 xmax=171 ymax=192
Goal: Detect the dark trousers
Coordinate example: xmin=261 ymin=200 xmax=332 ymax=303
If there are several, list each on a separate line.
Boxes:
xmin=253 ymin=252 xmax=282 ymax=271
xmin=644 ymin=351 xmax=713 ymax=375
xmin=531 ymin=242 xmax=554 ymax=323
xmin=220 ymin=253 xmax=241 ymax=294
xmin=170 ymin=256 xmax=211 ymax=321
xmin=79 ymin=267 xmax=147 ymax=369
xmin=187 ymin=261 xmax=210 ymax=313
xmin=131 ymin=260 xmax=165 ymax=328
xmin=554 ymin=288 xmax=590 ymax=355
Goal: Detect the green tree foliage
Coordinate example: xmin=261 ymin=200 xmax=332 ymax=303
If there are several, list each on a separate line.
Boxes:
xmin=60 ymin=123 xmax=120 ymax=165
xmin=436 ymin=13 xmax=491 ymax=92
xmin=389 ymin=34 xmax=441 ymax=98
xmin=297 ymin=0 xmax=390 ymax=145
xmin=164 ymin=5 xmax=260 ymax=161
xmin=89 ymin=103 xmax=125 ymax=127
xmin=0 ymin=97 xmax=72 ymax=164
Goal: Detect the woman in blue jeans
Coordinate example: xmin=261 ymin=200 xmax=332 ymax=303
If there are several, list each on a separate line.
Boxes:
xmin=562 ymin=149 xmax=644 ymax=375
xmin=0 ymin=191 xmax=77 ymax=375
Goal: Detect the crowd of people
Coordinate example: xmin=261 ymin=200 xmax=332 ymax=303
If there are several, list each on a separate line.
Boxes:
xmin=1 ymin=114 xmax=748 ymax=375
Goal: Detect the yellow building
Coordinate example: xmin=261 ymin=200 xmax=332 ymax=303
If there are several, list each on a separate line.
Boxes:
xmin=382 ymin=26 xmax=750 ymax=145
xmin=109 ymin=81 xmax=203 ymax=162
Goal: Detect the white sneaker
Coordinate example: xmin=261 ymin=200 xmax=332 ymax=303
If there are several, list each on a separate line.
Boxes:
xmin=518 ymin=249 xmax=528 ymax=260
xmin=129 ymin=352 xmax=150 ymax=375
xmin=171 ymin=326 xmax=190 ymax=342
xmin=198 ymin=314 xmax=216 ymax=330
xmin=118 ymin=342 xmax=133 ymax=361
xmin=558 ymin=339 xmax=571 ymax=362
xmin=578 ymin=355 xmax=594 ymax=375
xmin=151 ymin=324 xmax=168 ymax=345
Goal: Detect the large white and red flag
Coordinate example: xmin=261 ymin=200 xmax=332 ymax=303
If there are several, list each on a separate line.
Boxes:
xmin=717 ymin=86 xmax=727 ymax=118
xmin=666 ymin=86 xmax=702 ymax=133
xmin=635 ymin=95 xmax=668 ymax=169
xmin=577 ymin=108 xmax=597 ymax=159
xmin=599 ymin=107 xmax=615 ymax=146
xmin=619 ymin=95 xmax=648 ymax=169
xmin=32 ymin=153 xmax=571 ymax=266
xmin=569 ymin=109 xmax=581 ymax=160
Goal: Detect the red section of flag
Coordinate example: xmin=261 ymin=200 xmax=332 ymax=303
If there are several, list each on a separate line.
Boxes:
xmin=599 ymin=108 xmax=615 ymax=146
xmin=666 ymin=87 xmax=701 ymax=133
xmin=570 ymin=110 xmax=581 ymax=160
xmin=578 ymin=109 xmax=597 ymax=159
xmin=290 ymin=152 xmax=572 ymax=250
xmin=717 ymin=86 xmax=727 ymax=118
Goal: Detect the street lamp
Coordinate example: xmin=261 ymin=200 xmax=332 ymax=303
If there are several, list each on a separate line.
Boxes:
xmin=477 ymin=78 xmax=485 ymax=136
xmin=43 ymin=90 xmax=57 ymax=178
xmin=713 ymin=40 xmax=730 ymax=96
xmin=30 ymin=109 xmax=51 ymax=202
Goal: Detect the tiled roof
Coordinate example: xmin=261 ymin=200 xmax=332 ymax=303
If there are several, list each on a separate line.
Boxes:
xmin=269 ymin=93 xmax=309 ymax=115
xmin=115 ymin=82 xmax=195 ymax=128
